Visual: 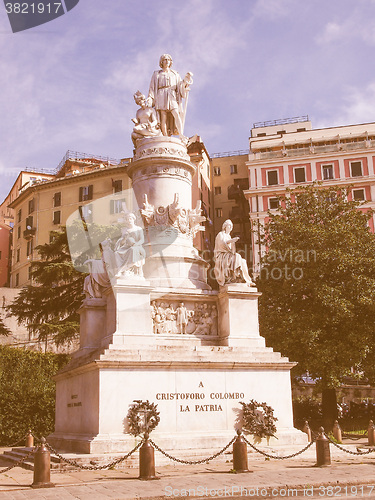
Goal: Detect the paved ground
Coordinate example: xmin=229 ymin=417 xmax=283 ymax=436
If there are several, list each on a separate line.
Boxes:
xmin=0 ymin=439 xmax=374 ymax=499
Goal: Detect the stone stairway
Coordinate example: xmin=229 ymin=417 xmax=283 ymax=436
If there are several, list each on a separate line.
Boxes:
xmin=0 ymin=447 xmax=76 ymax=471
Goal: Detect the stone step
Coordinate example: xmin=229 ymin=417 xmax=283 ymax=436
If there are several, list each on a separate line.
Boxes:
xmin=0 ymin=447 xmax=77 ymax=471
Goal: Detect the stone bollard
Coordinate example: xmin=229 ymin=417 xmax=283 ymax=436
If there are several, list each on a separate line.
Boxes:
xmin=31 ymin=438 xmax=54 ymax=489
xmin=233 ymin=429 xmax=249 ymax=473
xmin=315 ymin=427 xmax=331 ymax=467
xmin=25 ymin=430 xmax=34 ymax=448
xmin=139 ymin=433 xmax=158 ymax=480
xmin=332 ymin=421 xmax=342 ymax=443
xmin=302 ymin=421 xmax=312 ymax=442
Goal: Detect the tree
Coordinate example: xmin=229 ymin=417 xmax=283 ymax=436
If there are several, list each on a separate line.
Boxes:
xmin=0 ymin=345 xmax=69 ymax=444
xmin=9 ymin=228 xmax=85 ymax=346
xmin=9 ymin=222 xmax=122 ymax=346
xmin=0 ymin=319 xmax=10 ymax=337
xmin=257 ymin=184 xmax=375 ymax=428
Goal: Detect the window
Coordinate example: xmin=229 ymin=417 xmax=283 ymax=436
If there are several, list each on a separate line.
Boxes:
xmin=53 ymin=210 xmax=61 ymax=225
xmin=110 ymin=199 xmax=125 ymax=214
xmin=230 ymin=164 xmax=238 ymax=175
xmin=79 ymin=185 xmax=93 ymax=202
xmin=15 ymin=273 xmax=19 ymax=287
xmin=294 ymin=167 xmax=306 ymax=183
xmin=79 ymin=204 xmax=93 ymax=223
xmin=322 ymin=164 xmax=334 ymax=180
xmin=350 ymin=161 xmax=363 ymax=177
xmin=16 ymin=248 xmax=20 ymax=262
xmin=28 ymin=266 xmax=33 ymax=280
xmin=0 ymin=251 xmax=2 ymax=260
xmin=214 ymin=167 xmax=221 ymax=176
xmin=17 ymin=209 xmax=21 ymax=223
xmin=113 ymin=179 xmax=122 ymax=194
xmin=28 ymin=199 xmax=34 ymax=214
xmin=27 ymin=240 xmax=33 ymax=256
xmin=17 ymin=226 xmax=21 ymax=239
xmin=25 ymin=215 xmax=33 ymax=229
xmin=267 ymin=170 xmax=278 ymax=186
xmin=353 ymin=188 xmax=365 ymax=201
xmin=297 ymin=128 xmax=306 ymax=132
xmin=215 ymin=208 xmax=223 ymax=218
xmin=269 ymin=198 xmax=279 ymax=210
xmin=214 ymin=186 xmax=222 ymax=195
xmin=207 ymin=164 xmax=210 ymax=178
xmin=53 ymin=192 xmax=61 ymax=207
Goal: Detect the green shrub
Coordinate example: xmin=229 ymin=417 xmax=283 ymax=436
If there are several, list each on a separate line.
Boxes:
xmin=293 ymin=395 xmax=322 ymax=430
xmin=0 ymin=346 xmax=69 ymax=445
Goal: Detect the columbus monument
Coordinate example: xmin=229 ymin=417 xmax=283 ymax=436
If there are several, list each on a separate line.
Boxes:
xmin=49 ymin=54 xmax=306 ymax=457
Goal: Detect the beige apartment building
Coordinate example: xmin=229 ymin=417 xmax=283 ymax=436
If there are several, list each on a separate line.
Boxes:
xmin=245 ymin=117 xmax=375 ymax=273
xmin=8 ymin=153 xmax=131 ymax=287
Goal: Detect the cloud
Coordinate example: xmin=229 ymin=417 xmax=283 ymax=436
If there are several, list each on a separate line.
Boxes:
xmin=315 ymin=82 xmax=375 ymax=129
xmin=316 ymin=22 xmax=342 ymax=44
xmin=252 ymin=0 xmax=297 ymax=20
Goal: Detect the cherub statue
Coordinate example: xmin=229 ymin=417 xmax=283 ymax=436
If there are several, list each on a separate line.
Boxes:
xmin=131 ymin=90 xmax=162 ymax=146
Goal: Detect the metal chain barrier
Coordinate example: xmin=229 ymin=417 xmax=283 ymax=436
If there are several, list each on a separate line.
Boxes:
xmin=44 ymin=439 xmax=144 ymax=470
xmin=0 ymin=432 xmax=30 ymax=448
xmin=0 ymin=448 xmax=35 ymax=474
xmin=242 ymin=434 xmax=315 ymax=460
xmin=324 ymin=433 xmax=375 ymax=455
xmin=342 ymin=431 xmax=368 ymax=440
xmin=149 ymin=436 xmax=236 ymax=465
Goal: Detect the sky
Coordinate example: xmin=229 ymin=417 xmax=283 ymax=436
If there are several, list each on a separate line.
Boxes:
xmin=1 ymin=0 xmax=375 ymax=203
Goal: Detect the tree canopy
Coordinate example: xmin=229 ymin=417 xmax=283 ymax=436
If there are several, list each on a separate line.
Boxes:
xmin=257 ymin=184 xmax=375 ymax=390
xmin=9 ymin=228 xmax=85 ymax=346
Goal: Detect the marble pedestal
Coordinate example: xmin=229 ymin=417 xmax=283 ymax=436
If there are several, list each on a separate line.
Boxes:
xmin=49 ymin=137 xmax=306 ymax=457
xmin=49 ymin=284 xmax=306 ymax=456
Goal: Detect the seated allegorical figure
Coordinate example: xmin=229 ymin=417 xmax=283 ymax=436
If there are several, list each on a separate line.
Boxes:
xmin=214 ymin=219 xmax=255 ymax=287
xmin=131 ymin=90 xmax=162 ymax=146
xmin=114 ymin=212 xmax=146 ymax=277
xmin=83 ymin=251 xmax=111 ymax=299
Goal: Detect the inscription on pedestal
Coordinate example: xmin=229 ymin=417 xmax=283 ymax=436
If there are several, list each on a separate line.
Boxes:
xmin=155 ymin=382 xmax=245 ymax=413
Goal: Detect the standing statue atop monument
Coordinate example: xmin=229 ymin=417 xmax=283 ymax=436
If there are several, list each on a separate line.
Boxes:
xmin=214 ymin=219 xmax=255 ymax=287
xmin=147 ymin=54 xmax=193 ymax=141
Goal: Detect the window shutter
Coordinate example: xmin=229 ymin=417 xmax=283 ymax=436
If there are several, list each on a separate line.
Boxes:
xmin=88 ymin=185 xmax=93 ymax=200
xmin=79 ymin=187 xmax=83 ymax=202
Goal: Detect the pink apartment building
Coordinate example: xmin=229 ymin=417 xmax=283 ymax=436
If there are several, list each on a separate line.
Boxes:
xmin=245 ymin=117 xmax=375 ymax=274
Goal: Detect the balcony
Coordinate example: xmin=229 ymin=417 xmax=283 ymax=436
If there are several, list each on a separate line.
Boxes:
xmin=23 ymin=227 xmax=36 ymax=240
xmin=253 ymin=139 xmax=375 ymax=161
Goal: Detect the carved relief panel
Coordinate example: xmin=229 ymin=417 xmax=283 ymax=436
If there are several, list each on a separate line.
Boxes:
xmin=151 ymin=301 xmax=218 ymax=336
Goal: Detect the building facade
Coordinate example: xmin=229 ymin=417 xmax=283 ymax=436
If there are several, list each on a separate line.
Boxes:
xmin=245 ymin=117 xmax=375 ymax=273
xmin=211 ymin=151 xmax=252 ymax=265
xmin=8 ymin=152 xmax=131 ymax=288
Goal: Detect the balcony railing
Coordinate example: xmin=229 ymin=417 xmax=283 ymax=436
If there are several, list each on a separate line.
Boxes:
xmin=252 ymin=139 xmax=375 ymax=160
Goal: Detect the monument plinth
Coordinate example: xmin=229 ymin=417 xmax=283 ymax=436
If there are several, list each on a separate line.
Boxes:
xmin=49 ymin=54 xmax=306 ymax=458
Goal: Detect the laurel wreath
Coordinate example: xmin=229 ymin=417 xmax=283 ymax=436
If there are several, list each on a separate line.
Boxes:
xmin=240 ymin=399 xmax=278 ymax=438
xmin=127 ymin=400 xmax=160 ymax=436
